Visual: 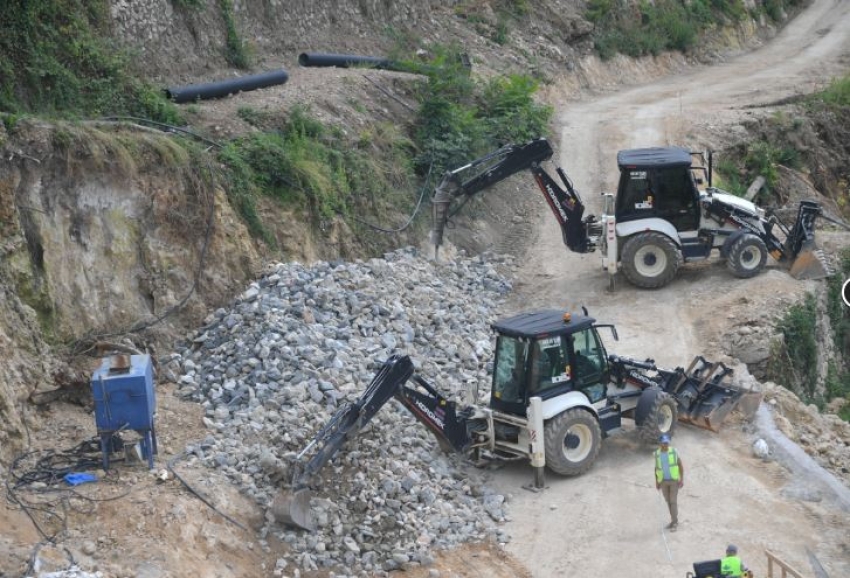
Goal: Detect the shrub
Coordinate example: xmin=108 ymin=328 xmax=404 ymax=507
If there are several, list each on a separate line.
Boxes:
xmin=768 ymin=293 xmax=819 ymax=401
xmin=0 ymin=0 xmax=180 ymax=122
xmin=587 ymin=0 xmax=756 ymax=60
xmin=410 ymin=45 xmax=551 ymax=175
xmin=814 ymin=76 xmax=850 ymax=107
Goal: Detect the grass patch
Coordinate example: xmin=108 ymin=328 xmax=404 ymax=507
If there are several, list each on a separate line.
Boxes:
xmin=807 ymin=75 xmax=850 ymax=109
xmin=586 ymin=0 xmax=710 ymax=59
xmin=714 ymin=139 xmax=802 ymax=197
xmin=0 ymin=0 xmax=181 ymax=123
xmin=217 ymin=106 xmax=416 ymax=243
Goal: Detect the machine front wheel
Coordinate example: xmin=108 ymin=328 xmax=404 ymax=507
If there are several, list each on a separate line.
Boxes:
xmin=621 ymin=232 xmax=681 ymax=289
xmin=727 ymin=233 xmax=768 ymax=278
xmin=635 ymin=387 xmax=678 ymax=444
xmin=544 ymin=408 xmax=602 ymax=476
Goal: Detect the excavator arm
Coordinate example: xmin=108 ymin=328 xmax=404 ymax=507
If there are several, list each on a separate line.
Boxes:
xmin=278 ymin=355 xmax=475 ymax=529
xmin=430 ymin=138 xmax=599 ymax=257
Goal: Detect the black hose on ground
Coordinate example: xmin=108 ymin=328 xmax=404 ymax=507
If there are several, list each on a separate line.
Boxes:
xmin=164 ymin=69 xmax=289 ymax=103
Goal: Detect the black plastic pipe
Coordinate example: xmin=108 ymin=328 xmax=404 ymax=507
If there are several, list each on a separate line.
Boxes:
xmin=165 ymin=69 xmax=289 ymax=104
xmin=298 ymin=52 xmax=395 ymax=70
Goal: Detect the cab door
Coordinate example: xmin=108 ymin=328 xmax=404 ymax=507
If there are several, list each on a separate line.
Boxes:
xmin=569 ymin=328 xmax=609 ymax=403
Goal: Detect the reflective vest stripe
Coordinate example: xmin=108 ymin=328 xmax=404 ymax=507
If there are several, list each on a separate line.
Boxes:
xmin=654 ymin=448 xmax=680 ymax=483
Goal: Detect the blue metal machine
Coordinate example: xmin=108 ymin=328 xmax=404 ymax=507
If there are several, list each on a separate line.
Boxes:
xmin=90 ymin=354 xmax=157 ymax=469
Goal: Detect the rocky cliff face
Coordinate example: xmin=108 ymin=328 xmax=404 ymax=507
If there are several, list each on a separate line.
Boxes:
xmin=0 ymin=121 xmax=262 ymax=461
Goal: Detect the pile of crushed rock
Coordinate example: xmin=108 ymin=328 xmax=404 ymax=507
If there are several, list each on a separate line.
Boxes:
xmin=167 ymin=248 xmax=518 ymax=576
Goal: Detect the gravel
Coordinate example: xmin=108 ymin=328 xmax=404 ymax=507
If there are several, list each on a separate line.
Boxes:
xmin=168 ymin=247 xmax=517 ymax=576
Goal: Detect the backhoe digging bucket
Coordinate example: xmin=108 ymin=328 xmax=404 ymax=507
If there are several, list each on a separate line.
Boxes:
xmin=271 ymin=488 xmax=316 ymax=531
xmin=789 ymin=239 xmax=832 ymax=280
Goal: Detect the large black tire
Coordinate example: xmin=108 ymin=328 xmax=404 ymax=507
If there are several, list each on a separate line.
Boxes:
xmin=621 ymin=232 xmax=681 ymax=289
xmin=635 ymin=388 xmax=678 ymax=444
xmin=727 ymin=233 xmax=768 ymax=279
xmin=544 ymin=408 xmax=602 ymax=476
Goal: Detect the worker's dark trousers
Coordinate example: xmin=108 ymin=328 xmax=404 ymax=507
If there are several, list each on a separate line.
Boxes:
xmin=659 ymin=480 xmax=679 ymax=525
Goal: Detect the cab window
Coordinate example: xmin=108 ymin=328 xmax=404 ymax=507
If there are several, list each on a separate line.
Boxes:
xmin=571 ymin=329 xmax=606 ymax=402
xmin=530 ymin=336 xmax=570 ymax=395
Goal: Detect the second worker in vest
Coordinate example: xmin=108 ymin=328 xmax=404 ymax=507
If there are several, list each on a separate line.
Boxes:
xmin=654 ymin=433 xmax=684 ymax=531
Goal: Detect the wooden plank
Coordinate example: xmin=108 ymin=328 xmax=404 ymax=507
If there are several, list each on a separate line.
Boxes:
xmin=765 ymin=549 xmax=806 ymax=578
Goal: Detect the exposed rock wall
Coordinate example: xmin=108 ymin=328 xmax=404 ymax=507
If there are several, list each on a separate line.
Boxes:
xmin=0 ymin=121 xmax=261 ymax=461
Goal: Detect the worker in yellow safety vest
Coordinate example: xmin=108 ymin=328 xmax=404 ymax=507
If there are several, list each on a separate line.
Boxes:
xmin=721 ymin=544 xmax=749 ymax=577
xmin=654 ymin=433 xmax=684 ymax=531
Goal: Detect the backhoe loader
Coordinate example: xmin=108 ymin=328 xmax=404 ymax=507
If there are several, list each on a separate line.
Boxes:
xmin=274 ymin=309 xmax=753 ymax=530
xmin=430 ymin=138 xmax=847 ymax=289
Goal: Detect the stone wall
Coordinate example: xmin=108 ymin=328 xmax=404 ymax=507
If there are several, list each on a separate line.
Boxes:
xmin=107 ymin=0 xmax=593 ymax=84
xmin=108 ymin=0 xmax=463 ymax=83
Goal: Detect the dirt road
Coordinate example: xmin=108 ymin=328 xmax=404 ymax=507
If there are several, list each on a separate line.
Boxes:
xmin=495 ymin=1 xmax=850 ymax=576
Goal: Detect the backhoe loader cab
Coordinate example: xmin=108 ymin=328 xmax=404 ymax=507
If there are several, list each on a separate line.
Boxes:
xmin=490 ymin=310 xmax=611 ymax=417
xmin=614 ymin=147 xmax=702 ymax=232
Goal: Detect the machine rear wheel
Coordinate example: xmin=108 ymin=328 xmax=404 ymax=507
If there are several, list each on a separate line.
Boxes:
xmin=727 ymin=233 xmax=768 ymax=278
xmin=621 ymin=232 xmax=680 ymax=289
xmin=544 ymin=408 xmax=602 ymax=476
xmin=635 ymin=388 xmax=678 ymax=444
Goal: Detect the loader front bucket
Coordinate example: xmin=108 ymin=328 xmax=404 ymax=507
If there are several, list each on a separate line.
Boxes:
xmin=271 ymin=488 xmax=315 ymax=531
xmin=789 ymin=239 xmax=831 ymax=280
xmin=667 ymin=357 xmax=753 ymax=432
xmin=676 ymin=385 xmax=743 ymax=432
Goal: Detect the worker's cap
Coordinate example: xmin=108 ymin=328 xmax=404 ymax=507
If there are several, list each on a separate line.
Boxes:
xmin=659 ymin=434 xmax=671 ymax=444
xmin=726 ymin=544 xmax=738 ymax=554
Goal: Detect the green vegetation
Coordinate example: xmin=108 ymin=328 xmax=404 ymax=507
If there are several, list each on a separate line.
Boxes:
xmin=452 ymin=1 xmax=530 ymax=46
xmin=215 ymin=45 xmax=550 ymax=240
xmin=0 ymin=0 xmax=181 ymax=123
xmin=714 ymin=140 xmax=801 ymax=198
xmin=768 ymin=293 xmax=819 ymax=402
xmin=220 ymin=0 xmax=251 ymax=69
xmin=807 ymin=75 xmax=850 ymax=109
xmin=585 ymin=0 xmax=803 ymax=60
xmin=217 ymin=106 xmax=416 ymax=243
xmin=768 ymin=249 xmax=850 ymax=418
xmin=586 ymin=0 xmax=713 ymax=59
xmin=825 ymin=248 xmax=850 ymax=406
xmin=408 ymin=45 xmax=552 ymax=175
